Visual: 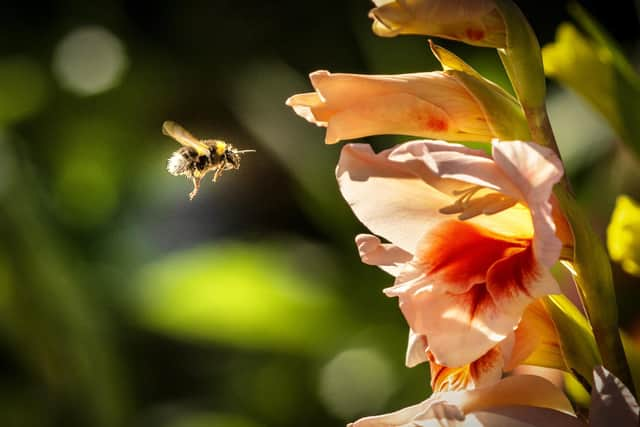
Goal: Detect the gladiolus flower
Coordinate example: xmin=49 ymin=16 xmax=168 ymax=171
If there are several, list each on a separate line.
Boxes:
xmin=607 ymin=195 xmax=640 ymax=277
xmin=369 ymin=0 xmax=506 ymax=48
xmin=349 ymin=373 xmax=581 ymax=427
xmin=338 ymin=139 xmax=571 ymax=367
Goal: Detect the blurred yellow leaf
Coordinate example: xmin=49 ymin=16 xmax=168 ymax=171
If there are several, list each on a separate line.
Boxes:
xmin=131 ymin=242 xmax=351 ymax=354
xmin=542 ymin=7 xmax=640 ymax=155
xmin=607 ymin=195 xmax=640 ymax=277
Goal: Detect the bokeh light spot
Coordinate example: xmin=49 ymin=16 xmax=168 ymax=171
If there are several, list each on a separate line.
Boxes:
xmin=53 ymin=26 xmax=128 ymax=96
xmin=318 ymin=348 xmax=396 ymax=420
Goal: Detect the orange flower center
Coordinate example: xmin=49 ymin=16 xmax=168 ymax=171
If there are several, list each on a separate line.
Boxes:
xmin=415 ymin=220 xmax=537 ymax=316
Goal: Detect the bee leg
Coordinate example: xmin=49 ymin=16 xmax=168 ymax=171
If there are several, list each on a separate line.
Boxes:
xmin=189 ymin=177 xmax=201 ymax=200
xmin=213 ymin=165 xmax=224 ymax=182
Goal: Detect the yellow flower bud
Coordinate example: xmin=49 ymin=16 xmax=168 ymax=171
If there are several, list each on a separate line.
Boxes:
xmin=607 ymin=195 xmax=640 ymax=276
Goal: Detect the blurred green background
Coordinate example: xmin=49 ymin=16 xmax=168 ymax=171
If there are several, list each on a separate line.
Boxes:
xmin=1 ymin=1 xmax=639 ymax=426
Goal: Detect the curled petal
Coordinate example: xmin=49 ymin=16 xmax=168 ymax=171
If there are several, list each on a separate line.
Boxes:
xmin=405 ymin=329 xmax=429 ymax=367
xmin=355 ymin=234 xmax=413 ymax=276
xmin=349 ymin=374 xmax=577 ymax=427
xmin=447 ymin=374 xmax=575 ymax=415
xmin=491 ymin=140 xmax=564 ymax=267
xmin=485 ymin=246 xmax=561 ymax=316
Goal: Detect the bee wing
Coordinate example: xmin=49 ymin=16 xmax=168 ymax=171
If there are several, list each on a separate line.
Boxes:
xmin=162 ymin=121 xmax=211 ymax=155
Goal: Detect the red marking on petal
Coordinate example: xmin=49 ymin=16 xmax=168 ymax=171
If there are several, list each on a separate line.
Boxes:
xmin=426 ymin=117 xmax=448 ymax=132
xmin=460 ymin=284 xmax=495 ymax=321
xmin=487 ymin=245 xmax=539 ymax=302
xmin=417 ymin=220 xmax=529 ymax=294
xmin=466 ymin=28 xmax=485 ymax=41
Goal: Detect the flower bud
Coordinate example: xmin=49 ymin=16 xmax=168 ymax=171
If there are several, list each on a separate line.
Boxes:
xmin=369 ymin=0 xmax=506 ymax=48
xmin=285 ymin=43 xmax=529 ymax=144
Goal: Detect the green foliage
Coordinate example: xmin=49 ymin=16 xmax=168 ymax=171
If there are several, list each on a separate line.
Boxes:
xmin=429 ymin=42 xmax=530 ymax=141
xmin=130 ymin=242 xmax=351 ymax=354
xmin=543 ymin=4 xmax=640 ymax=156
xmin=0 ymin=57 xmax=48 ymax=125
xmin=543 ymin=295 xmax=601 ymax=386
xmin=555 ymin=188 xmax=635 ymax=397
xmin=494 ymin=0 xmax=547 ymax=110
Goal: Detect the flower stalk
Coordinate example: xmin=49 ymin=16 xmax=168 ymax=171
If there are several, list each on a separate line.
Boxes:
xmin=555 ymin=188 xmax=637 ymax=399
xmin=494 ymin=0 xmax=637 ymax=399
xmin=287 ymin=0 xmax=640 ymax=420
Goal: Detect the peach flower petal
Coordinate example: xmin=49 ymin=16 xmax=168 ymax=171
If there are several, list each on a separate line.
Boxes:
xmin=338 ymin=140 xmax=564 ymax=367
xmin=349 ymin=374 xmax=578 ymax=427
xmin=337 ymin=143 xmax=457 ymax=253
xmin=385 ymin=222 xmax=559 ymax=366
xmin=405 ymin=329 xmax=429 ymax=367
xmin=491 ymin=140 xmax=565 ymax=267
xmin=506 ymin=300 xmax=564 ymax=371
xmin=428 ymin=345 xmax=504 ymax=391
xmin=287 ymin=70 xmax=493 ymax=144
xmin=337 ymin=142 xmax=536 ymax=253
xmin=369 ymin=0 xmax=507 ymax=48
xmin=355 ymin=234 xmax=413 ymax=276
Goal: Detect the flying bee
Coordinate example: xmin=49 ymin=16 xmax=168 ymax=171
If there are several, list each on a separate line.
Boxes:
xmin=162 ymin=120 xmax=255 ymax=200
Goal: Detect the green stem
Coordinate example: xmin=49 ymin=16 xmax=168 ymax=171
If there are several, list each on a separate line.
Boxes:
xmin=524 ymin=103 xmax=636 ymax=399
xmin=554 ymin=188 xmax=636 ymax=399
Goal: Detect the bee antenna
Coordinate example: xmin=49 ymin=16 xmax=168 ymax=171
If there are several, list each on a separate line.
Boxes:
xmin=235 ymin=149 xmax=256 ymax=154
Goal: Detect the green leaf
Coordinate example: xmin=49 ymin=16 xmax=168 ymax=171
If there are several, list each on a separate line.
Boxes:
xmin=621 ymin=332 xmax=640 ymax=397
xmin=542 ymin=294 xmax=601 ymax=387
xmin=429 ymin=41 xmax=530 ymax=141
xmin=568 ymin=2 xmax=640 ymax=88
xmin=564 ymin=372 xmax=591 ymax=409
xmin=555 ymin=188 xmax=636 ymax=397
xmin=130 ymin=242 xmax=352 ymax=354
xmin=494 ymin=0 xmax=546 ymax=110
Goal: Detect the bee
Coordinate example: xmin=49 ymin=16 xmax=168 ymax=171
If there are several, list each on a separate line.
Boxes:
xmin=162 ymin=120 xmax=255 ymax=200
